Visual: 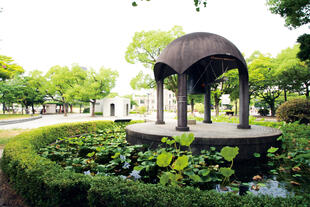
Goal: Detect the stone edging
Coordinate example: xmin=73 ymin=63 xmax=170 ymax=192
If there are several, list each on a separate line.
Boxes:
xmin=0 ymin=115 xmax=42 ymax=125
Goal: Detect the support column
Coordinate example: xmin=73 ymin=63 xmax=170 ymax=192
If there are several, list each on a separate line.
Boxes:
xmin=237 ymin=70 xmax=251 ymax=129
xmin=176 ymin=73 xmax=189 ymax=131
xmin=156 ymin=79 xmax=165 ymax=124
xmin=203 ymin=84 xmax=212 ymax=123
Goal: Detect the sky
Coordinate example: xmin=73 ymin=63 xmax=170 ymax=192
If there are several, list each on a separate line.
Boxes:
xmin=0 ymin=0 xmax=308 ymax=95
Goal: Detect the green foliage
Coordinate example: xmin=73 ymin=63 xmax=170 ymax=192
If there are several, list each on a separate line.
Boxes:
xmin=131 ymin=0 xmax=208 ymax=12
xmin=130 ymin=70 xmax=154 ymax=90
xmin=276 ymin=98 xmax=310 ymax=124
xmin=125 ymin=26 xmax=184 ymax=93
xmin=274 ymin=45 xmax=310 ymax=98
xmin=0 ymin=55 xmax=24 ymax=80
xmin=1 ymin=120 xmax=309 ymax=206
xmin=248 ymin=52 xmax=282 ymax=116
xmin=137 ymin=106 xmax=147 ymax=114
xmin=266 ymin=0 xmax=310 ymax=28
xmin=220 ymin=147 xmax=239 ymax=162
xmin=297 ymin=34 xmax=310 ymax=62
xmin=172 ymin=155 xmax=189 ymax=171
xmin=156 ymin=151 xmax=173 ymax=167
xmin=219 ymin=146 xmax=238 ymax=186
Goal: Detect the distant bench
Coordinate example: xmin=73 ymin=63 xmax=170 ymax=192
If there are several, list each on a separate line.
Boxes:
xmin=114 ymin=119 xmax=132 ymax=123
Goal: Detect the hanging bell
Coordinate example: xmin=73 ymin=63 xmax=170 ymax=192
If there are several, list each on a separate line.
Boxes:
xmin=187 ymin=73 xmax=206 ymax=94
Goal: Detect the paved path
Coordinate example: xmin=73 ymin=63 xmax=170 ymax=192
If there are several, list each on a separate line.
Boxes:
xmin=0 ymin=112 xmax=178 ymax=130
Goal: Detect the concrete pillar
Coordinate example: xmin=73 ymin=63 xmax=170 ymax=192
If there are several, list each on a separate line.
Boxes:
xmin=176 ymin=73 xmax=189 ymax=131
xmin=156 ymin=79 xmax=165 ymax=124
xmin=203 ymin=84 xmax=212 ymax=123
xmin=237 ymin=70 xmax=251 ymax=129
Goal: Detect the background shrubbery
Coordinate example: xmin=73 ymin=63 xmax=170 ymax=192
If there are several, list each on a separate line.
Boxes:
xmin=258 ymin=108 xmax=269 ymax=116
xmin=276 ymin=98 xmax=310 ymax=124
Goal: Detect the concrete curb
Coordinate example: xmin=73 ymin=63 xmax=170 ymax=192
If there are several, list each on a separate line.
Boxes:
xmin=0 ymin=115 xmax=42 ymax=125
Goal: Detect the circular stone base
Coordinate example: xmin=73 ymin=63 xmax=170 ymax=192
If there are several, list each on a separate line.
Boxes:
xmin=126 ymin=122 xmax=282 ymax=161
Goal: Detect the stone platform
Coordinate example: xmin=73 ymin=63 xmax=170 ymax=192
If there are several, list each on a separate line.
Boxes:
xmin=126 ymin=122 xmax=282 ymax=161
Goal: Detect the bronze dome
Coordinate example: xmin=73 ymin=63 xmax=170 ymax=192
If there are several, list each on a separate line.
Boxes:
xmin=154 ymin=32 xmax=247 ymax=82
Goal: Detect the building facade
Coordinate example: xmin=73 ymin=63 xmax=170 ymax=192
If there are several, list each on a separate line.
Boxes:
xmin=93 ymin=97 xmax=130 ymax=117
xmin=132 ymin=89 xmax=177 ymax=112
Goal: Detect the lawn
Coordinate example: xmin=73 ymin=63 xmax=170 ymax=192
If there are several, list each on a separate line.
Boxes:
xmin=0 ymin=114 xmax=38 ymax=121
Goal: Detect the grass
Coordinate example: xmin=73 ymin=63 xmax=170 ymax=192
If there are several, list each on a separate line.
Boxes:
xmin=0 ymin=129 xmax=30 ymax=147
xmin=0 ymin=114 xmax=38 ymax=120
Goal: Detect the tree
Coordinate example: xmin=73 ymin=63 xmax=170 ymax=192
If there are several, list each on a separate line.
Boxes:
xmin=125 ymin=26 xmax=185 ymax=95
xmin=43 ymin=65 xmax=87 ymax=116
xmin=0 ymin=80 xmax=15 ymax=113
xmin=248 ymin=53 xmax=282 ymax=116
xmin=74 ymin=67 xmax=118 ymax=117
xmin=131 ymin=0 xmax=208 ymax=12
xmin=9 ymin=75 xmax=45 ymax=114
xmin=130 ymin=71 xmax=154 ymax=90
xmin=275 ymin=45 xmax=310 ymax=99
xmin=0 ymin=55 xmax=24 ymax=81
xmin=297 ymin=34 xmax=310 ymax=62
xmin=266 ymin=0 xmax=310 ymax=29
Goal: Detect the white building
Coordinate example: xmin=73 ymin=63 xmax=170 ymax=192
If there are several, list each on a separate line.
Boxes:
xmin=93 ymin=97 xmax=130 ymax=117
xmin=133 ymin=89 xmax=177 ymax=112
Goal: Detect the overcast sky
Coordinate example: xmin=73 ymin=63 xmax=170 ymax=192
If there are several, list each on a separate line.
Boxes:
xmin=0 ymin=0 xmax=308 ymax=95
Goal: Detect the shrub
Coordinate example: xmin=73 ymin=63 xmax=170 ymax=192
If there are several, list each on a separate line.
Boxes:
xmin=258 ymin=108 xmax=269 ymax=116
xmin=276 ymin=98 xmax=310 ymax=124
xmin=83 ymin=107 xmax=90 ymax=113
xmin=94 ymin=112 xmax=103 ymax=115
xmin=1 ymin=120 xmax=309 ymax=207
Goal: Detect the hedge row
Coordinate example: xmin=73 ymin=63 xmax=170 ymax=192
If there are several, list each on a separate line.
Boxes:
xmin=1 ymin=120 xmax=309 ymax=207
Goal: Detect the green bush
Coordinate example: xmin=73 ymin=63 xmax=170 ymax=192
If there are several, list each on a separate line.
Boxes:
xmin=1 ymin=120 xmax=309 ymax=207
xmin=83 ymin=107 xmax=90 ymax=113
xmin=276 ymin=98 xmax=310 ymax=124
xmin=94 ymin=112 xmax=103 ymax=115
xmin=258 ymin=108 xmax=269 ymax=116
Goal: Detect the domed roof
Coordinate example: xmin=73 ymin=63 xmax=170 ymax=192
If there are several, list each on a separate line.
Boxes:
xmin=154 ymin=32 xmax=247 ymax=81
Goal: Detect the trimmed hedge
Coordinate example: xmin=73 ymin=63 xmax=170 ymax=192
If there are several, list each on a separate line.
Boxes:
xmin=1 ymin=121 xmax=309 ymax=207
xmin=276 ymin=98 xmax=310 ymax=124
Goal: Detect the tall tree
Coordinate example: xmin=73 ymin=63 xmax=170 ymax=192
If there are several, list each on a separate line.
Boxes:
xmin=74 ymin=67 xmax=118 ymax=117
xmin=125 ymin=26 xmax=185 ymax=96
xmin=43 ymin=65 xmax=87 ymax=116
xmin=0 ymin=55 xmax=24 ymax=81
xmin=275 ymin=45 xmax=310 ymax=99
xmin=248 ymin=53 xmax=282 ymax=116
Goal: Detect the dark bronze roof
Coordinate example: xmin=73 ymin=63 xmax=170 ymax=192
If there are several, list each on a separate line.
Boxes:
xmin=154 ymin=32 xmax=247 ymax=82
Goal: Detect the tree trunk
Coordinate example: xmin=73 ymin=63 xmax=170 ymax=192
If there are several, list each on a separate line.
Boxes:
xmin=70 ymin=104 xmax=73 ymax=113
xmin=21 ymin=106 xmax=24 ymax=115
xmin=306 ymin=84 xmax=309 ymax=99
xmin=191 ymin=99 xmax=194 ymax=114
xmin=284 ymin=89 xmax=287 ymax=102
xmin=234 ymin=99 xmax=238 ymax=116
xmin=31 ymin=103 xmax=35 ymax=114
xmin=214 ymin=93 xmax=220 ymax=116
xmin=80 ymin=104 xmax=82 ymax=113
xmin=269 ymin=101 xmax=275 ymax=117
xmin=2 ymin=103 xmax=5 ymax=114
xmin=63 ymin=103 xmax=67 ymax=116
xmin=91 ymin=100 xmax=96 ymax=117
